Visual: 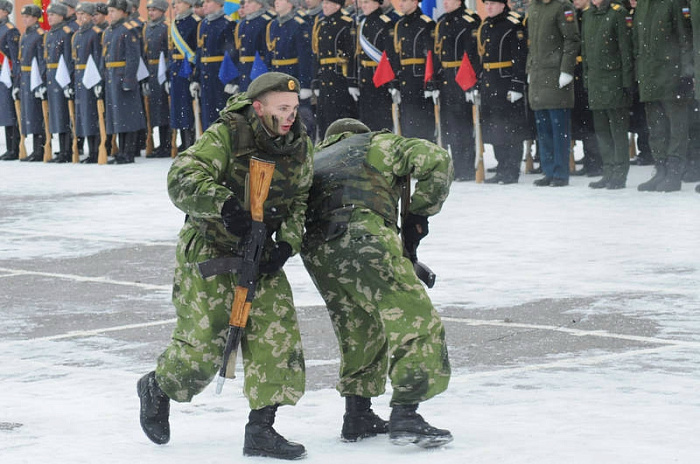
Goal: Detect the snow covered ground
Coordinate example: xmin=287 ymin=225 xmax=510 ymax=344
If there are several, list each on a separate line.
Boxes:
xmin=1 ymin=142 xmax=699 ymax=464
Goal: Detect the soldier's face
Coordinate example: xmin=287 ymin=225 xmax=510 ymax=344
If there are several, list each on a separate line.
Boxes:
xmin=93 ymin=13 xmax=106 ymax=24
xmin=590 ymin=0 xmax=602 ymax=7
xmin=244 ymin=0 xmax=263 ymax=15
xmin=173 ymin=0 xmax=191 ymax=15
xmin=108 ymin=7 xmax=127 ymax=23
xmin=203 ymin=0 xmax=223 ymax=15
xmin=359 ymin=0 xmax=379 ymax=16
xmin=322 ymin=1 xmax=341 ymax=16
xmin=572 ymin=0 xmax=588 ymax=9
xmin=306 ymin=0 xmax=321 ymax=8
xmin=484 ymin=1 xmax=506 ymax=17
xmin=76 ymin=11 xmax=91 ymax=27
xmin=397 ymin=0 xmax=418 ymax=15
xmin=148 ymin=7 xmax=165 ymax=20
xmin=442 ymin=0 xmax=461 ymax=14
xmin=253 ymin=92 xmax=300 ymax=137
xmin=47 ymin=12 xmax=64 ymax=26
xmin=22 ymin=15 xmax=39 ymax=28
xmin=274 ymin=0 xmax=294 ymax=16
xmin=0 ymin=9 xmax=7 ymax=21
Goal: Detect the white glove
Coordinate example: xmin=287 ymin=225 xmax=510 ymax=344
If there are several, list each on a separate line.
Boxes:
xmin=141 ymin=82 xmax=151 ymax=96
xmin=507 ymin=90 xmax=523 ymax=103
xmin=12 ymin=86 xmax=20 ymax=100
xmin=388 ymin=88 xmax=401 ymax=105
xmin=299 ymin=88 xmax=312 ymax=100
xmin=348 ymin=86 xmax=360 ymax=101
xmin=63 ymin=86 xmax=74 ymax=99
xmin=94 ymin=84 xmax=103 ymax=98
xmin=558 ymin=72 xmax=574 ymax=88
xmin=163 ymin=81 xmax=170 ymax=95
xmin=224 ymin=83 xmax=239 ymax=94
xmin=34 ymin=85 xmax=47 ymax=100
xmin=313 ymin=88 xmax=320 ymax=97
xmin=431 ymin=89 xmax=440 ymax=105
xmin=465 ymin=89 xmax=478 ymax=103
xmin=423 ymin=90 xmax=433 ymax=100
xmin=527 ymin=74 xmax=530 ymax=84
xmin=189 ymin=81 xmax=200 ymax=98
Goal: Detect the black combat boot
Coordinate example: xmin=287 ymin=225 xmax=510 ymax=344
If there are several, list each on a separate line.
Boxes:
xmin=389 ymin=404 xmax=453 ymax=449
xmin=137 ymin=371 xmax=170 ymax=445
xmin=80 ymin=136 xmax=98 ymax=163
xmin=341 ymin=395 xmax=388 ymax=442
xmin=655 ymin=156 xmax=683 ymax=192
xmin=637 ymin=159 xmax=666 ymax=191
xmin=243 ymin=405 xmax=306 ymax=460
xmin=154 ymin=126 xmax=172 ymax=157
xmin=0 ymin=126 xmax=19 ymax=160
xmin=588 ymin=176 xmax=609 ymax=189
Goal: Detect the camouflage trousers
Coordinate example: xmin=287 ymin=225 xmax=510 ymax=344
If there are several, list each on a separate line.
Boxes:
xmin=301 ymin=209 xmax=451 ymax=405
xmin=155 ymin=223 xmax=305 ymax=410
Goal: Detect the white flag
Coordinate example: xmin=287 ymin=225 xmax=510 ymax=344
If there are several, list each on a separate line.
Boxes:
xmin=82 ymin=55 xmax=101 ymax=89
xmin=0 ymin=59 xmax=11 ymax=88
xmin=157 ymin=51 xmax=167 ymax=85
xmin=55 ymin=55 xmax=71 ymax=89
xmin=137 ymin=57 xmax=149 ymax=82
xmin=30 ymin=57 xmax=42 ymax=91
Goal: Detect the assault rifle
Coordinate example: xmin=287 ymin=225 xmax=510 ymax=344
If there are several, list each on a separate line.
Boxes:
xmin=400 ymin=174 xmax=436 ymax=288
xmin=197 ymin=157 xmax=276 ymax=394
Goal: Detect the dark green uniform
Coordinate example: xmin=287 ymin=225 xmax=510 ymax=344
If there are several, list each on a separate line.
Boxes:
xmin=581 ymin=1 xmax=633 ymax=188
xmin=301 ymin=130 xmax=452 ymax=406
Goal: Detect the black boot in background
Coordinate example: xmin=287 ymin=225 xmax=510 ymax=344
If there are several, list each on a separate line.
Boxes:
xmin=137 ymin=371 xmax=170 ymax=445
xmin=655 ymin=156 xmax=684 ymax=192
xmin=0 ymin=126 xmax=19 ymax=160
xmin=341 ymin=395 xmax=388 ymax=442
xmin=243 ymin=405 xmax=306 ymax=460
xmin=389 ymin=403 xmax=453 ymax=449
xmin=638 ymin=159 xmax=667 ymax=191
xmin=81 ymin=135 xmax=98 ymax=163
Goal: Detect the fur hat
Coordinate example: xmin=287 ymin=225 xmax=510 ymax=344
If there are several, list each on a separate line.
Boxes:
xmin=47 ymin=2 xmax=69 ymax=17
xmin=0 ymin=0 xmax=13 ymax=14
xmin=146 ymin=0 xmax=169 ymax=11
xmin=76 ymin=2 xmax=97 ymax=15
xmin=107 ymin=0 xmax=130 ymax=12
xmin=60 ymin=0 xmax=79 ymax=9
xmin=95 ymin=3 xmax=109 ymax=14
xmin=21 ymin=4 xmax=44 ymax=17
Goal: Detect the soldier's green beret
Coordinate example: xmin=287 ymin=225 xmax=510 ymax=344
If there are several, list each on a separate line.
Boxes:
xmin=0 ymin=0 xmax=13 ymax=14
xmin=47 ymin=3 xmax=69 ymax=17
xmin=61 ymin=0 xmax=79 ymax=9
xmin=107 ymin=0 xmax=129 ymax=12
xmin=147 ymin=0 xmax=169 ymax=11
xmin=21 ymin=5 xmax=43 ymax=17
xmin=76 ymin=2 xmax=97 ymax=15
xmin=246 ymin=72 xmax=301 ymax=101
xmin=324 ymin=118 xmax=371 ymax=139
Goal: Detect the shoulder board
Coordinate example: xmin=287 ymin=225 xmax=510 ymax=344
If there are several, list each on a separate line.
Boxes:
xmin=509 ymin=11 xmax=522 ymax=19
xmin=583 ymin=5 xmax=590 ymax=11
xmin=298 ymin=10 xmax=307 ymax=17
xmin=421 ymin=14 xmax=432 ymax=23
xmin=63 ymin=25 xmax=72 ymax=33
xmin=463 ymin=14 xmax=475 ymax=23
xmin=224 ymin=15 xmax=233 ymax=22
xmin=508 ymin=16 xmax=520 ymax=24
xmin=341 ymin=15 xmax=353 ymax=23
xmin=37 ymin=28 xmax=45 ymax=35
xmin=124 ymin=23 xmax=133 ymax=30
xmin=295 ymin=16 xmax=305 ymax=24
xmin=7 ymin=23 xmax=14 ymax=30
xmin=92 ymin=26 xmax=101 ymax=33
xmin=262 ymin=13 xmax=272 ymax=20
xmin=193 ymin=14 xmax=202 ymax=21
xmin=611 ymin=3 xmax=621 ymax=11
xmin=466 ymin=8 xmax=476 ymax=15
xmin=380 ymin=14 xmax=391 ymax=23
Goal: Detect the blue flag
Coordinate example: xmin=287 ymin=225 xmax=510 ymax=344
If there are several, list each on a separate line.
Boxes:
xmin=218 ymin=51 xmax=239 ymax=84
xmin=250 ymin=52 xmax=268 ymax=82
xmin=224 ymin=0 xmax=240 ymax=19
xmin=178 ymin=58 xmax=192 ymax=79
xmin=420 ymin=0 xmax=436 ymax=19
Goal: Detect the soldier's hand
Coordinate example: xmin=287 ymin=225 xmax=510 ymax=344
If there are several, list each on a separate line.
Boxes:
xmin=93 ymin=84 xmax=103 ymax=99
xmin=224 ymin=83 xmax=239 ymax=94
xmin=465 ymin=88 xmax=478 ymax=104
xmin=34 ymin=85 xmax=47 ymax=100
xmin=163 ymin=81 xmax=170 ymax=95
xmin=189 ymin=81 xmax=200 ymax=98
xmin=258 ymin=241 xmax=292 ymax=274
xmin=507 ymin=90 xmax=523 ymax=103
xmin=558 ymin=72 xmax=573 ymax=89
xmin=388 ymin=88 xmax=401 ymax=105
xmin=63 ymin=86 xmax=75 ymax=99
xmin=12 ymin=86 xmax=20 ymax=101
xmin=299 ymin=88 xmax=312 ymax=100
xmin=221 ymin=196 xmax=252 ymax=237
xmin=348 ymin=86 xmax=360 ymax=102
xmin=402 ymin=213 xmax=429 ymax=244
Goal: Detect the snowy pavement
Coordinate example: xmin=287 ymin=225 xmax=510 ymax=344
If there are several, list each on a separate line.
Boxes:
xmin=1 ymin=147 xmax=699 ymax=463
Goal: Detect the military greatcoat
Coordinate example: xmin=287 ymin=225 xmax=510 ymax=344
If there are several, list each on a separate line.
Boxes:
xmin=19 ymin=24 xmax=45 ymax=136
xmin=144 ymin=16 xmax=170 ymax=127
xmin=169 ymin=10 xmax=198 ymax=130
xmin=0 ymin=18 xmax=20 ymax=127
xmin=234 ymin=9 xmax=272 ymax=92
xmin=44 ymin=21 xmax=74 ymax=135
xmin=71 ymin=22 xmax=101 ymax=137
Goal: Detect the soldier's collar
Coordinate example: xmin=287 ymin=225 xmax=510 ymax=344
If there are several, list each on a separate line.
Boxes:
xmin=50 ymin=20 xmax=68 ymax=31
xmin=148 ymin=16 xmax=166 ymax=26
xmin=277 ymin=9 xmax=296 ymax=24
xmin=245 ymin=9 xmax=266 ymax=21
xmin=175 ymin=9 xmax=193 ymax=21
xmin=306 ymin=5 xmax=322 ymax=16
xmin=0 ymin=17 xmax=7 ymax=26
xmin=205 ymin=9 xmax=226 ymax=22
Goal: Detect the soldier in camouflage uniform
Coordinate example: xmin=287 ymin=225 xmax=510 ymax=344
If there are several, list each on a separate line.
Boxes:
xmin=138 ymin=73 xmax=312 ymax=461
xmin=301 ymin=118 xmax=453 ymax=449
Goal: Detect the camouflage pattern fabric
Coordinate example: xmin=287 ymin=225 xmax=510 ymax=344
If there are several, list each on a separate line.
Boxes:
xmin=301 ymin=131 xmax=453 ymax=405
xmin=155 ymin=94 xmax=312 ymax=409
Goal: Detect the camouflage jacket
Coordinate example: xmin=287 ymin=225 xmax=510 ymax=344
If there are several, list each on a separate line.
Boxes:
xmin=167 ymin=93 xmax=314 ymax=254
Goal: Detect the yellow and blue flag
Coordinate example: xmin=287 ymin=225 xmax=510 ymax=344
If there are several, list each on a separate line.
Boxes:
xmin=224 ymin=0 xmax=241 ymax=20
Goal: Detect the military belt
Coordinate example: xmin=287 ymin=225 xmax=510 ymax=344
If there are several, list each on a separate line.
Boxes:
xmin=172 ymin=53 xmax=185 ymax=60
xmin=360 ymin=60 xmax=378 ymax=67
xmin=201 ymin=55 xmax=224 ymax=63
xmin=272 ymin=58 xmax=299 ymax=66
xmin=441 ymin=60 xmax=462 ymax=68
xmin=400 ymin=58 xmax=425 ymax=66
xmin=47 ymin=63 xmax=59 ymax=69
xmin=482 ymin=61 xmax=512 ymax=71
xmin=75 ymin=64 xmax=87 ymax=70
xmin=106 ymin=61 xmax=126 ymax=68
xmin=320 ymin=57 xmax=347 ymax=65
xmin=239 ymin=55 xmax=255 ymax=63
xmin=148 ymin=59 xmax=160 ymax=65
xmin=21 ymin=66 xmax=32 ymax=71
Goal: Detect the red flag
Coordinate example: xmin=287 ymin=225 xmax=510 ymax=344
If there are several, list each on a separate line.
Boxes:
xmin=34 ymin=0 xmax=51 ymax=31
xmin=424 ymin=50 xmax=434 ymax=87
xmin=455 ymin=52 xmax=477 ymax=91
xmin=373 ymin=51 xmax=395 ymax=88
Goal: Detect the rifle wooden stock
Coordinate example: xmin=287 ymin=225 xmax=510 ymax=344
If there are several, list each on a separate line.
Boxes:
xmin=524 ymin=139 xmax=534 ymax=174
xmin=144 ymin=96 xmax=154 ymax=156
xmin=168 ymin=95 xmax=178 ymax=158
xmin=569 ymin=139 xmax=576 ymax=173
xmin=97 ymin=99 xmax=108 ymax=164
xmin=14 ymin=100 xmax=27 ymax=160
xmin=473 ymin=103 xmax=484 ymax=183
xmin=193 ymin=93 xmax=202 ymax=138
xmin=111 ymin=131 xmax=118 ymax=159
xmin=433 ymin=99 xmax=442 ymax=148
xmin=68 ymin=100 xmax=79 ymax=163
xmin=629 ymin=132 xmax=636 ymax=159
xmin=41 ymin=99 xmax=52 ymax=162
xmin=216 ymin=157 xmax=276 ymax=393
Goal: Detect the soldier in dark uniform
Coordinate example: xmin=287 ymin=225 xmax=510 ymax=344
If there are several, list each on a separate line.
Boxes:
xmin=102 ymin=0 xmax=146 ymax=164
xmin=60 ymin=0 xmax=81 ymax=31
xmin=235 ymin=0 xmax=273 ymax=92
xmin=267 ymin=0 xmax=315 ymax=137
xmin=72 ymin=2 xmax=102 ymax=163
xmin=144 ymin=0 xmax=172 ymax=157
xmin=44 ymin=3 xmax=75 ymax=163
xmin=169 ymin=0 xmax=199 ymax=152
xmin=312 ymin=0 xmax=357 ymax=138
xmin=18 ymin=5 xmax=47 ymax=162
xmin=477 ymin=0 xmax=528 ymax=184
xmin=390 ymin=0 xmax=435 ymax=141
xmin=94 ymin=3 xmax=111 ymax=30
xmin=190 ymin=0 xmax=236 ymax=131
xmin=434 ymin=0 xmax=480 ymax=180
xmin=0 ymin=0 xmax=21 ymax=161
xmin=354 ymin=0 xmax=394 ymax=132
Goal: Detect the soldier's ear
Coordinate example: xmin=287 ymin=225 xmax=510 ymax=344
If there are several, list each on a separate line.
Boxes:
xmin=252 ymin=100 xmax=265 ymax=117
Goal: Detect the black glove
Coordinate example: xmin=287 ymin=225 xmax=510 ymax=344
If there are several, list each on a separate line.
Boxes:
xmin=221 ymin=197 xmax=252 ymax=237
xmin=402 ymin=213 xmax=429 ymax=243
xmin=259 ymin=241 xmax=292 ymax=274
